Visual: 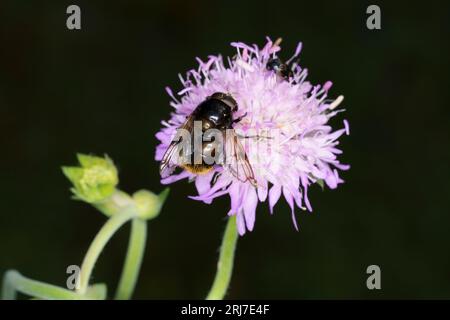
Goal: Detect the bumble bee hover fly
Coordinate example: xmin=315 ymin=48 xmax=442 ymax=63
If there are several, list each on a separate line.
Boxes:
xmin=159 ymin=92 xmax=257 ymax=186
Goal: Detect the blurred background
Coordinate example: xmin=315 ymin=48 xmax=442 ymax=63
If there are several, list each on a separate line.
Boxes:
xmin=1 ymin=0 xmax=449 ymax=299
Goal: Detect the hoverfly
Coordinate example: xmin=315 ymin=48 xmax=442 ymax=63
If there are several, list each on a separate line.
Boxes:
xmin=159 ymin=92 xmax=257 ymax=186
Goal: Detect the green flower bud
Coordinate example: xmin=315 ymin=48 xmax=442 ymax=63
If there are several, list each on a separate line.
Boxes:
xmin=94 ymin=190 xmax=134 ymax=217
xmin=62 ymin=154 xmax=119 ymax=204
xmin=132 ymin=188 xmax=169 ymax=220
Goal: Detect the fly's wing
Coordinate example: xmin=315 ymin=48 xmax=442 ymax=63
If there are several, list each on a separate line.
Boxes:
xmin=159 ymin=115 xmax=194 ymax=178
xmin=224 ymin=130 xmax=257 ymax=186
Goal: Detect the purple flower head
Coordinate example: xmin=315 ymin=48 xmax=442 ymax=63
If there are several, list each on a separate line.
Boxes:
xmin=155 ymin=38 xmax=350 ymax=235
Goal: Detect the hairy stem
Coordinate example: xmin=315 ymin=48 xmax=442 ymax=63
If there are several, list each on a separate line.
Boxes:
xmin=77 ymin=208 xmax=136 ymax=295
xmin=2 ymin=270 xmax=84 ymax=300
xmin=114 ymin=218 xmax=147 ymax=300
xmin=206 ymin=215 xmax=238 ymax=300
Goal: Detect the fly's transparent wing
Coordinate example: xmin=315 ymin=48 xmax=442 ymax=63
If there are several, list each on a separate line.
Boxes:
xmin=159 ymin=115 xmax=193 ymax=178
xmin=224 ymin=130 xmax=257 ymax=186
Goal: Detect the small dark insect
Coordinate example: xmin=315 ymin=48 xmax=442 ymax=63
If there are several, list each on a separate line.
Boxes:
xmin=266 ymin=57 xmax=292 ymax=79
xmin=159 ymin=92 xmax=257 ymax=186
xmin=266 ymin=56 xmax=296 ymax=80
xmin=265 ymin=37 xmax=300 ymax=81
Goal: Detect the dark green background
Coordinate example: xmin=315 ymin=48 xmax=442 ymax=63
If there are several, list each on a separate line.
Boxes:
xmin=1 ymin=1 xmax=449 ymax=299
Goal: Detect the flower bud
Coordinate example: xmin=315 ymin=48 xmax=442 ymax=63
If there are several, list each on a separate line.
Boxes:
xmin=62 ymin=154 xmax=119 ymax=204
xmin=132 ymin=188 xmax=169 ymax=220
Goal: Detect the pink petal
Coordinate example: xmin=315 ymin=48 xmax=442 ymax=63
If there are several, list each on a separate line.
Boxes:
xmin=243 ymin=187 xmax=258 ymax=232
xmin=325 ymin=170 xmax=338 ymax=189
xmin=236 ymin=211 xmax=246 ymax=236
xmin=323 ymin=81 xmax=333 ymax=91
xmin=161 ymin=171 xmax=191 ymax=185
xmin=283 ymin=188 xmax=299 ymax=231
xmin=257 ymin=179 xmax=268 ymax=202
xmin=165 ymin=86 xmax=180 ymax=103
xmin=334 ymin=163 xmax=351 ymax=171
xmin=343 ymin=119 xmax=350 ymax=135
xmin=228 ymin=183 xmax=243 ymax=215
xmin=269 ymin=184 xmax=282 ymax=214
xmin=189 ymin=189 xmax=229 ymax=204
xmin=294 ymin=42 xmax=303 ymax=57
xmin=303 ymin=185 xmax=313 ymax=212
xmin=155 ymin=145 xmax=167 ymax=161
xmin=195 ymin=171 xmax=214 ymax=195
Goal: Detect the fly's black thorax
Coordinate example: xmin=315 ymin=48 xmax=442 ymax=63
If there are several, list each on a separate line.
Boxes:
xmin=193 ymin=98 xmax=233 ymax=131
xmin=182 ymin=97 xmax=232 ymax=172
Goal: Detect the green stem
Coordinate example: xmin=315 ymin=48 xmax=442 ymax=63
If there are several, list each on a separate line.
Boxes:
xmin=206 ymin=215 xmax=239 ymax=300
xmin=114 ymin=218 xmax=147 ymax=300
xmin=77 ymin=207 xmax=136 ymax=295
xmin=2 ymin=270 xmax=84 ymax=300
